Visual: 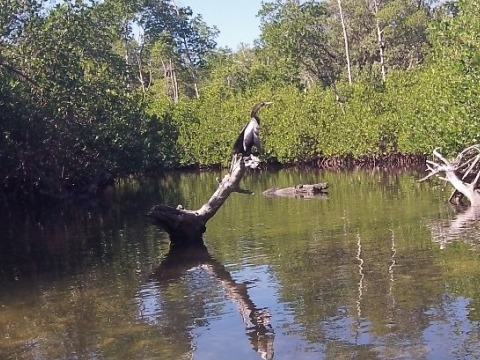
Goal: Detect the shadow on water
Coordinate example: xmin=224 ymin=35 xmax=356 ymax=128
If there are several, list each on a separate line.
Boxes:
xmin=141 ymin=242 xmax=275 ymax=360
xmin=0 ymin=174 xmax=184 ymax=282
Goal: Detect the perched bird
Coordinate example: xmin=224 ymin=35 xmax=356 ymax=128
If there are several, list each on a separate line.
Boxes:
xmin=232 ymin=101 xmax=272 ymax=157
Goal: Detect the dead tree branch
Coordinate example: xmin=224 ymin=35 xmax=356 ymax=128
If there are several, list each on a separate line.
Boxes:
xmin=419 ymin=146 xmax=480 ymax=206
xmin=148 ymin=154 xmax=259 ymax=244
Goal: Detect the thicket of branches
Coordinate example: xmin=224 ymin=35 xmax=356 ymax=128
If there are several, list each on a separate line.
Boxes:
xmin=1 ymin=0 xmax=478 ymax=202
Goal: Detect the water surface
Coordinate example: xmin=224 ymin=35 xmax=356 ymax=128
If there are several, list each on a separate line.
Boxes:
xmin=2 ymin=168 xmax=480 ymax=359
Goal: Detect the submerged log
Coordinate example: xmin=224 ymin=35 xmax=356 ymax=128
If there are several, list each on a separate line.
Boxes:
xmin=419 ymin=146 xmax=480 ymax=207
xmin=148 ymin=154 xmax=258 ymax=244
xmin=262 ymin=183 xmax=328 ymax=198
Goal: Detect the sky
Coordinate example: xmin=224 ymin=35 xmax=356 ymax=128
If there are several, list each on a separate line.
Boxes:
xmin=179 ymin=0 xmax=264 ymax=49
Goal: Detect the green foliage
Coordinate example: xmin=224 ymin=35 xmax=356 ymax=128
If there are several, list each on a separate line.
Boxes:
xmin=132 ymin=0 xmax=218 ymax=97
xmin=145 ymin=0 xmax=478 ymax=166
xmin=258 ymin=0 xmax=342 ymax=88
xmin=2 ymin=0 xmax=480 ymax=202
xmin=0 ymin=0 xmax=174 ymax=200
xmin=430 ymin=0 xmax=480 ymax=150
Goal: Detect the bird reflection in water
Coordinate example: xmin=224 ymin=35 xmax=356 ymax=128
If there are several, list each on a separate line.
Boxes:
xmin=136 ymin=243 xmax=274 ymax=360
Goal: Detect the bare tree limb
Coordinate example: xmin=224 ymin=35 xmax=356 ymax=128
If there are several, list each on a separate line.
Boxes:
xmin=148 ymin=154 xmax=258 ymax=244
xmin=420 ymin=146 xmax=480 ymax=206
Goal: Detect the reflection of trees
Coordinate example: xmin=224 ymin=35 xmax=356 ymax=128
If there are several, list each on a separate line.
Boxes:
xmin=355 ymin=233 xmax=364 ymax=322
xmin=137 ymin=243 xmax=275 ymax=360
xmin=388 ymin=230 xmax=397 ymax=326
xmin=0 ymin=177 xmax=185 ymax=359
xmin=139 ymin=169 xmax=480 ymax=358
xmin=0 ymin=176 xmax=183 ymax=282
xmin=273 ymin=219 xmax=448 ymax=358
xmin=6 ymin=169 xmax=480 ymax=359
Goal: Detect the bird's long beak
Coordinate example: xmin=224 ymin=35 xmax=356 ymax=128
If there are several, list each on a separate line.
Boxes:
xmin=264 ymin=101 xmax=273 ymax=105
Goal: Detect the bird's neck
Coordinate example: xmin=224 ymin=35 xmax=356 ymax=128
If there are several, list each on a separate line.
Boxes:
xmin=252 ymin=115 xmax=260 ymax=124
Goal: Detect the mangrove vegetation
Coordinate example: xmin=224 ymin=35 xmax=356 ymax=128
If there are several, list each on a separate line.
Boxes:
xmin=1 ymin=0 xmax=479 ymax=202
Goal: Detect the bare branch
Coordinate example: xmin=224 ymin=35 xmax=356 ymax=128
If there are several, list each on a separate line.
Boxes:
xmin=148 ymin=154 xmax=257 ymax=243
xmin=432 ymin=147 xmax=450 ymax=165
xmin=420 ymin=146 xmax=480 ymax=207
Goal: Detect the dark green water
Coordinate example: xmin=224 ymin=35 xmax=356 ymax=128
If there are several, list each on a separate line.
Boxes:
xmin=2 ymin=168 xmax=480 ymax=360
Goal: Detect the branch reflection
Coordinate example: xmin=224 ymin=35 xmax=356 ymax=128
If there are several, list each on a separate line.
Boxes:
xmin=388 ymin=229 xmax=397 ymax=327
xmin=138 ymin=243 xmax=275 ymax=360
xmin=430 ymin=206 xmax=480 ymax=249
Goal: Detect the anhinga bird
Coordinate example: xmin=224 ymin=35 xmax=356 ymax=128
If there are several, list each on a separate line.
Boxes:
xmin=232 ymin=101 xmax=273 ymax=157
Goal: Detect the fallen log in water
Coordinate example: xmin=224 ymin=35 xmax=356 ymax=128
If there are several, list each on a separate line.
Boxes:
xmin=262 ymin=183 xmax=328 ymax=198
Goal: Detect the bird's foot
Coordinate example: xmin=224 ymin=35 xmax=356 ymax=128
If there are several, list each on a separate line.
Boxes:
xmin=245 ymin=155 xmax=261 ymax=169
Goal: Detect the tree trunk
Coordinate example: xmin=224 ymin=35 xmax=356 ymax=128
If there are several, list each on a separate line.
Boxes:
xmin=148 ymin=154 xmax=259 ymax=244
xmin=171 ymin=0 xmax=200 ymax=99
xmin=137 ymin=52 xmax=146 ymax=93
xmin=161 ymin=57 xmax=179 ymax=102
xmin=337 ymin=0 xmax=352 ymax=84
xmin=372 ymin=0 xmax=386 ymax=83
xmin=171 ymin=58 xmax=179 ymax=103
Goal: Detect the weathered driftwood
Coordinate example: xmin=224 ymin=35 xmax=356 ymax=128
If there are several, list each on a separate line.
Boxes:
xmin=262 ymin=183 xmax=328 ymax=198
xmin=148 ymin=154 xmax=258 ymax=244
xmin=419 ymin=146 xmax=480 ymax=207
